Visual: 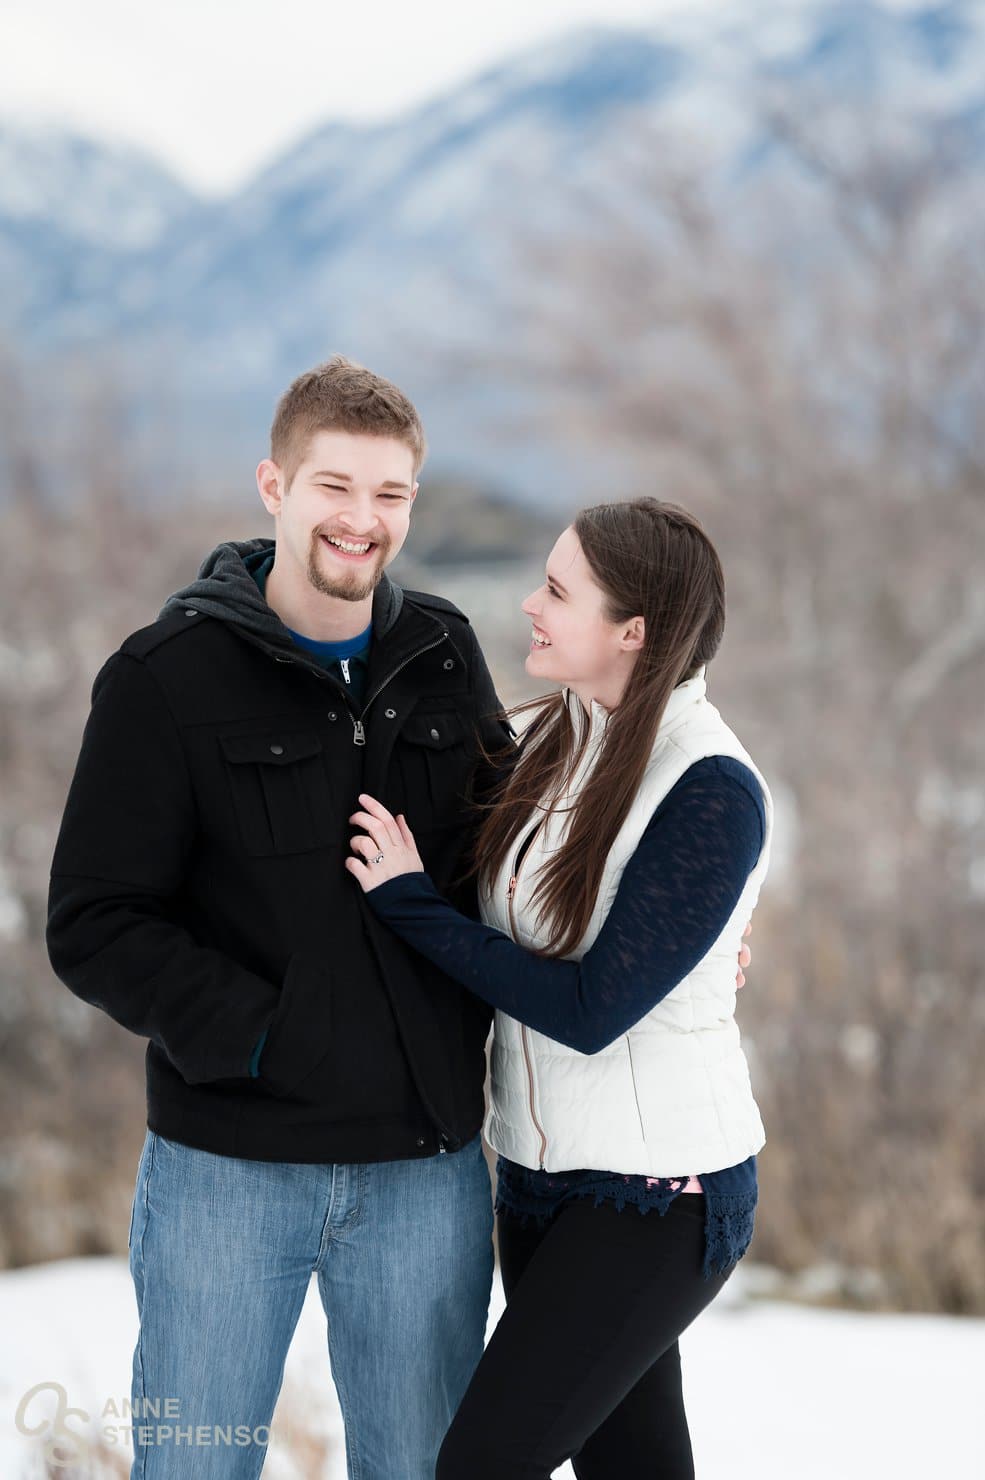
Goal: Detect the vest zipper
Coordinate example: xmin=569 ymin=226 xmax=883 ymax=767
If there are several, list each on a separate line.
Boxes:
xmin=520 ymin=1025 xmax=548 ymax=1171
xmin=626 ymin=1036 xmax=648 ymax=1149
xmin=506 ymin=824 xmax=541 ymax=925
xmin=507 ymin=820 xmax=550 ymax=1170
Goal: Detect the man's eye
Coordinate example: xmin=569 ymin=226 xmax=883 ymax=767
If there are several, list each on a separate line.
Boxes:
xmin=547 ymin=584 xmax=560 ymax=598
xmin=379 ymin=493 xmax=406 ymax=501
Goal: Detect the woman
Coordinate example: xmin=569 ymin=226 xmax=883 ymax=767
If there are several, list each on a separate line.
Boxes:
xmin=346 ymin=498 xmax=771 ymax=1479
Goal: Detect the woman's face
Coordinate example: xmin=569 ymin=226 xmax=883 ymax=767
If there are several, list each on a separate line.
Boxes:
xmin=520 ymin=525 xmax=643 ymax=709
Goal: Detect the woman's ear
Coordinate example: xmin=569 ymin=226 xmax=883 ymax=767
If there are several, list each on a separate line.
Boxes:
xmin=620 ymin=616 xmax=645 ymax=652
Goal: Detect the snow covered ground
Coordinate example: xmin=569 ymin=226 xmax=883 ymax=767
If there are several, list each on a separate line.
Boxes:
xmin=2 ymin=1255 xmax=982 ymax=1478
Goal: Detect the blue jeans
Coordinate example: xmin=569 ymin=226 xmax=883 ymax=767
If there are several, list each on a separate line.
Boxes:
xmin=127 ymin=1129 xmax=494 ymax=1479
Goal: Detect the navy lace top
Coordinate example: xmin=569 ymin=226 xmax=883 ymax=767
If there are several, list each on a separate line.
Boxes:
xmin=364 ymin=754 xmax=766 ymax=1280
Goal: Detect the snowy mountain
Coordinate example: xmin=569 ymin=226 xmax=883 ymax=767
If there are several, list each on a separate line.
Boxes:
xmin=0 ymin=122 xmax=199 ymax=343
xmin=1 ymin=0 xmax=983 ymax=498
xmin=0 ymin=121 xmax=196 ymax=250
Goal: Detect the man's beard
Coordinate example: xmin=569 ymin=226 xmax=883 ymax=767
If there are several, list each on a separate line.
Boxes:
xmin=306 ymin=528 xmax=390 ymax=602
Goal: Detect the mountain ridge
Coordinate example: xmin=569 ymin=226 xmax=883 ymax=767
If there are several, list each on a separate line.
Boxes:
xmin=1 ymin=0 xmax=981 ymax=503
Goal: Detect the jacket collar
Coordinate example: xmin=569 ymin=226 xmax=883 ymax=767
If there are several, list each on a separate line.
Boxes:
xmin=563 ymin=666 xmax=708 ymax=747
xmin=159 ymin=537 xmax=416 ymax=681
xmin=162 ymin=538 xmax=403 ymax=636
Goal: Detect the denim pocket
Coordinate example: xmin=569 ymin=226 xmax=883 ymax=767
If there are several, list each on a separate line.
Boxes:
xmin=128 ymin=1129 xmax=153 ymax=1250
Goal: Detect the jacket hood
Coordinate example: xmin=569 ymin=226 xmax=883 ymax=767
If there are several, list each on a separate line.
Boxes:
xmin=159 ymin=539 xmax=405 ymax=659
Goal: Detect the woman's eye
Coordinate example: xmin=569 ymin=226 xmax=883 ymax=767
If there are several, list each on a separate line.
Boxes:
xmin=547 ymin=585 xmax=560 ymax=598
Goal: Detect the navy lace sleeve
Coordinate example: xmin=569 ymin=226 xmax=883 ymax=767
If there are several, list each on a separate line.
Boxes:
xmin=363 ymin=755 xmax=765 ymax=1053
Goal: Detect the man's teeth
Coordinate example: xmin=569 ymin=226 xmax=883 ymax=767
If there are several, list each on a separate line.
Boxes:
xmin=532 ymin=630 xmax=551 ymax=647
xmin=327 ymin=537 xmax=373 ymax=554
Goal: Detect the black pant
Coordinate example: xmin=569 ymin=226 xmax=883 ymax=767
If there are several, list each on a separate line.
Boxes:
xmin=436 ymin=1193 xmax=731 ymax=1479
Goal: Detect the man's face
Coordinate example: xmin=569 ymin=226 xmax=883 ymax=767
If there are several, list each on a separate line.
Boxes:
xmin=259 ymin=429 xmax=418 ymax=602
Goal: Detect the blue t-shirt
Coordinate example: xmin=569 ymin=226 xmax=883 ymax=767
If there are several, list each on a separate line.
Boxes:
xmin=284 ymin=624 xmax=372 ymax=703
xmin=247 ymin=548 xmax=372 ymax=702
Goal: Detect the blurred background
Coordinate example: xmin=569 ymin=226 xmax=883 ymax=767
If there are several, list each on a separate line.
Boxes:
xmin=1 ymin=0 xmax=983 ymax=1474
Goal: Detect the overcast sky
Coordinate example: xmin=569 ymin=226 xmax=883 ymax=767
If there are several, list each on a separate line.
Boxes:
xmin=1 ymin=0 xmax=718 ymax=193
xmin=3 ymin=0 xmax=926 ymax=195
xmin=0 ymin=0 xmax=749 ymax=194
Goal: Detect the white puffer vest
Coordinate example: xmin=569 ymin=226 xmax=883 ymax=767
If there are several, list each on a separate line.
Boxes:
xmin=480 ymin=667 xmax=771 ymax=1176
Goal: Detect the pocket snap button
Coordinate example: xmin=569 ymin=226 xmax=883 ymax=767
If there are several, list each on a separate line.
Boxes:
xmin=443 ymin=659 xmax=454 ymax=670
xmin=269 ymin=743 xmax=284 ymax=756
xmin=385 ymin=708 xmax=397 ymax=719
xmin=327 ymin=712 xmax=337 ymax=721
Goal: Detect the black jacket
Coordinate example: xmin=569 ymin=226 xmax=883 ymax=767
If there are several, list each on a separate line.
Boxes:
xmin=46 ymin=540 xmax=514 ymax=1163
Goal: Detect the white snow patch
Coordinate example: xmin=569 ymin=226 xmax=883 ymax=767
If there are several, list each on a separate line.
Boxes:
xmin=2 ymin=1255 xmax=982 ymax=1477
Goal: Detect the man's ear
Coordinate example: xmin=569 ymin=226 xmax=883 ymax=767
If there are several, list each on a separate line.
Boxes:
xmin=408 ymin=481 xmax=419 ymax=513
xmin=620 ymin=616 xmax=645 ymax=652
xmin=257 ymin=459 xmax=286 ymax=517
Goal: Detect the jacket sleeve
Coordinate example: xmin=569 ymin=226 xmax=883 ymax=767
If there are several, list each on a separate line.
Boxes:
xmin=362 ymin=758 xmax=766 ymax=1053
xmin=46 ymin=651 xmax=328 ymax=1094
xmin=449 ymin=623 xmax=517 ymax=921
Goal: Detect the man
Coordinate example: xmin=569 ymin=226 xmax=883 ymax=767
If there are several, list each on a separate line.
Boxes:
xmin=46 ymin=356 xmax=511 ymax=1478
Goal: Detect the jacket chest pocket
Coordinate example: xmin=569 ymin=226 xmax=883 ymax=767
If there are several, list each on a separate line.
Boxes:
xmin=219 ymin=731 xmax=336 ymax=856
xmin=394 ymin=710 xmax=471 ymax=831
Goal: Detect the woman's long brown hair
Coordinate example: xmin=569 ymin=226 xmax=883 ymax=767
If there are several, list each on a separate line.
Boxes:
xmin=464 ymin=498 xmax=726 ymax=959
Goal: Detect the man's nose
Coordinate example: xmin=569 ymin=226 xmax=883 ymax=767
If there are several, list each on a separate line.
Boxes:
xmin=336 ymin=498 xmax=378 ymax=535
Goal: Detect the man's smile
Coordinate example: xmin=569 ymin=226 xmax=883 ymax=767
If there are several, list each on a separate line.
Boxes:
xmin=319 ymin=533 xmax=379 ymax=563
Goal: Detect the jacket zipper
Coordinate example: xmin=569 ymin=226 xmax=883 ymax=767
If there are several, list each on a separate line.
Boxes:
xmin=273 ymin=626 xmax=458 ymax=1150
xmin=350 ymin=631 xmax=450 ymax=747
xmin=507 ymin=820 xmax=550 ymax=1170
xmin=276 ymin=631 xmax=450 ymax=747
xmin=349 ymin=626 xmax=455 ymax=1139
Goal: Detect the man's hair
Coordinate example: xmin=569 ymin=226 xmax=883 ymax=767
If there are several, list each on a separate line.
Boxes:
xmin=270 ymin=355 xmax=428 ymax=489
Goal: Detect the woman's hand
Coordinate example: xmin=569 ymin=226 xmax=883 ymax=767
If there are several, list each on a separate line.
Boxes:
xmin=346 ymin=794 xmax=425 ymax=892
